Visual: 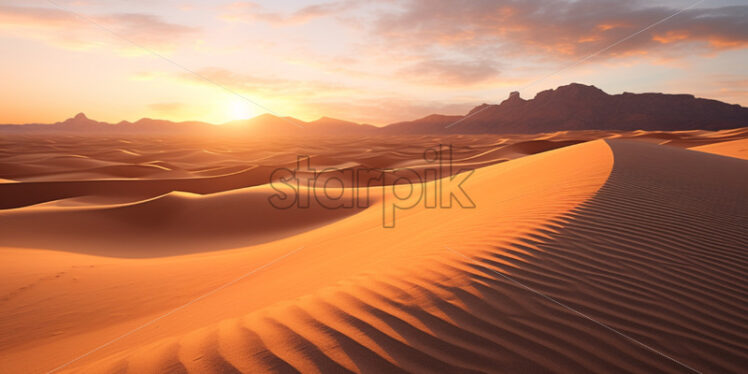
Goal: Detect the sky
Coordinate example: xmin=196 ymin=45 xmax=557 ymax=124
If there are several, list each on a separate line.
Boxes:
xmin=0 ymin=0 xmax=746 ymax=125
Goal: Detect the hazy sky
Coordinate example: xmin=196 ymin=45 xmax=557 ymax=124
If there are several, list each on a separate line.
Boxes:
xmin=1 ymin=0 xmax=746 ymax=125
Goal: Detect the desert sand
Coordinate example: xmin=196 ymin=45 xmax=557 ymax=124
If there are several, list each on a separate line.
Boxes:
xmin=1 ymin=128 xmax=747 ymax=373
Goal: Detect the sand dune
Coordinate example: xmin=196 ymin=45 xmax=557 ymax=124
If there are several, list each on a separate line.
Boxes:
xmin=1 ymin=129 xmax=743 ymax=210
xmin=1 ymin=133 xmax=746 ymax=373
xmin=0 ymin=135 xmax=574 ymax=209
xmin=689 ymin=138 xmax=748 ymax=160
xmin=0 ymin=185 xmax=377 ymax=257
xmin=0 ymin=166 xmax=276 ymax=210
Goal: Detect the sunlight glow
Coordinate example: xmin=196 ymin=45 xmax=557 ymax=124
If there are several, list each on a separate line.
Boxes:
xmin=228 ymin=98 xmax=255 ymax=121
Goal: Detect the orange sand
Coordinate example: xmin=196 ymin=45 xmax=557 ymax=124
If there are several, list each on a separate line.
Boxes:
xmin=0 ymin=129 xmax=746 ymax=373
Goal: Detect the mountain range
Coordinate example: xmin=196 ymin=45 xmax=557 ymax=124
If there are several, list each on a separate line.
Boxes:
xmin=3 ymin=83 xmax=746 ymax=135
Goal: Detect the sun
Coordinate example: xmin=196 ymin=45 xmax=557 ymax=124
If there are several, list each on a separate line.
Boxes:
xmin=227 ymin=98 xmax=255 ymax=121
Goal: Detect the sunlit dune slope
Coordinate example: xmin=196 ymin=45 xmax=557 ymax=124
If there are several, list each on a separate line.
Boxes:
xmin=689 ymin=138 xmax=748 ymax=160
xmin=0 ymin=139 xmax=746 ymax=373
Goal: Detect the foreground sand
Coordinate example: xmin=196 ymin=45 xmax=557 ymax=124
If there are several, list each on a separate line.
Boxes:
xmin=0 ymin=130 xmax=747 ymax=373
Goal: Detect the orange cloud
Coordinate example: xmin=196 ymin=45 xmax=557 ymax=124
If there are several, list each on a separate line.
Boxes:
xmin=222 ymin=1 xmax=364 ymax=24
xmin=0 ymin=4 xmax=197 ymax=52
xmin=653 ymin=31 xmax=691 ymax=44
xmin=708 ymin=38 xmax=746 ymax=49
xmin=176 ymin=67 xmax=355 ymax=97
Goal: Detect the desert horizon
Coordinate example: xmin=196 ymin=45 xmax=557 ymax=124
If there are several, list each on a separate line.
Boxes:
xmin=2 ymin=1 xmax=747 ymax=373
xmin=3 ymin=82 xmax=747 ymax=134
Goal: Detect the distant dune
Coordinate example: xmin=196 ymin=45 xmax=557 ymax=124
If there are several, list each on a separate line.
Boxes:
xmin=0 ymin=129 xmax=746 ymax=373
xmin=2 ymin=83 xmax=746 ymax=135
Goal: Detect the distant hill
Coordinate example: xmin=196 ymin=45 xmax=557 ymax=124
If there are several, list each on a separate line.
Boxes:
xmin=0 ymin=113 xmax=214 ymax=134
xmin=2 ymin=83 xmax=746 ymax=135
xmin=57 ymin=112 xmax=109 ymax=128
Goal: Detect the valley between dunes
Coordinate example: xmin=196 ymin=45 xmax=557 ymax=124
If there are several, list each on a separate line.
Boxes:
xmin=0 ymin=130 xmax=747 ymax=373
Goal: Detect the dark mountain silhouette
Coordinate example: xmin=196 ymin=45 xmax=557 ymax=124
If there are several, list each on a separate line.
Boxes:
xmin=2 ymin=83 xmax=746 ymax=135
xmin=387 ymin=83 xmax=748 ymax=134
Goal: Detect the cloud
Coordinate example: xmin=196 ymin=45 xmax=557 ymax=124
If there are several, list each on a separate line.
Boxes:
xmin=176 ymin=67 xmax=355 ymax=97
xmin=222 ymin=1 xmax=363 ymax=24
xmin=396 ymin=59 xmax=501 ymax=85
xmin=371 ymin=0 xmax=748 ymax=60
xmin=0 ymin=4 xmax=198 ymax=52
xmin=214 ymin=0 xmax=747 ymax=90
